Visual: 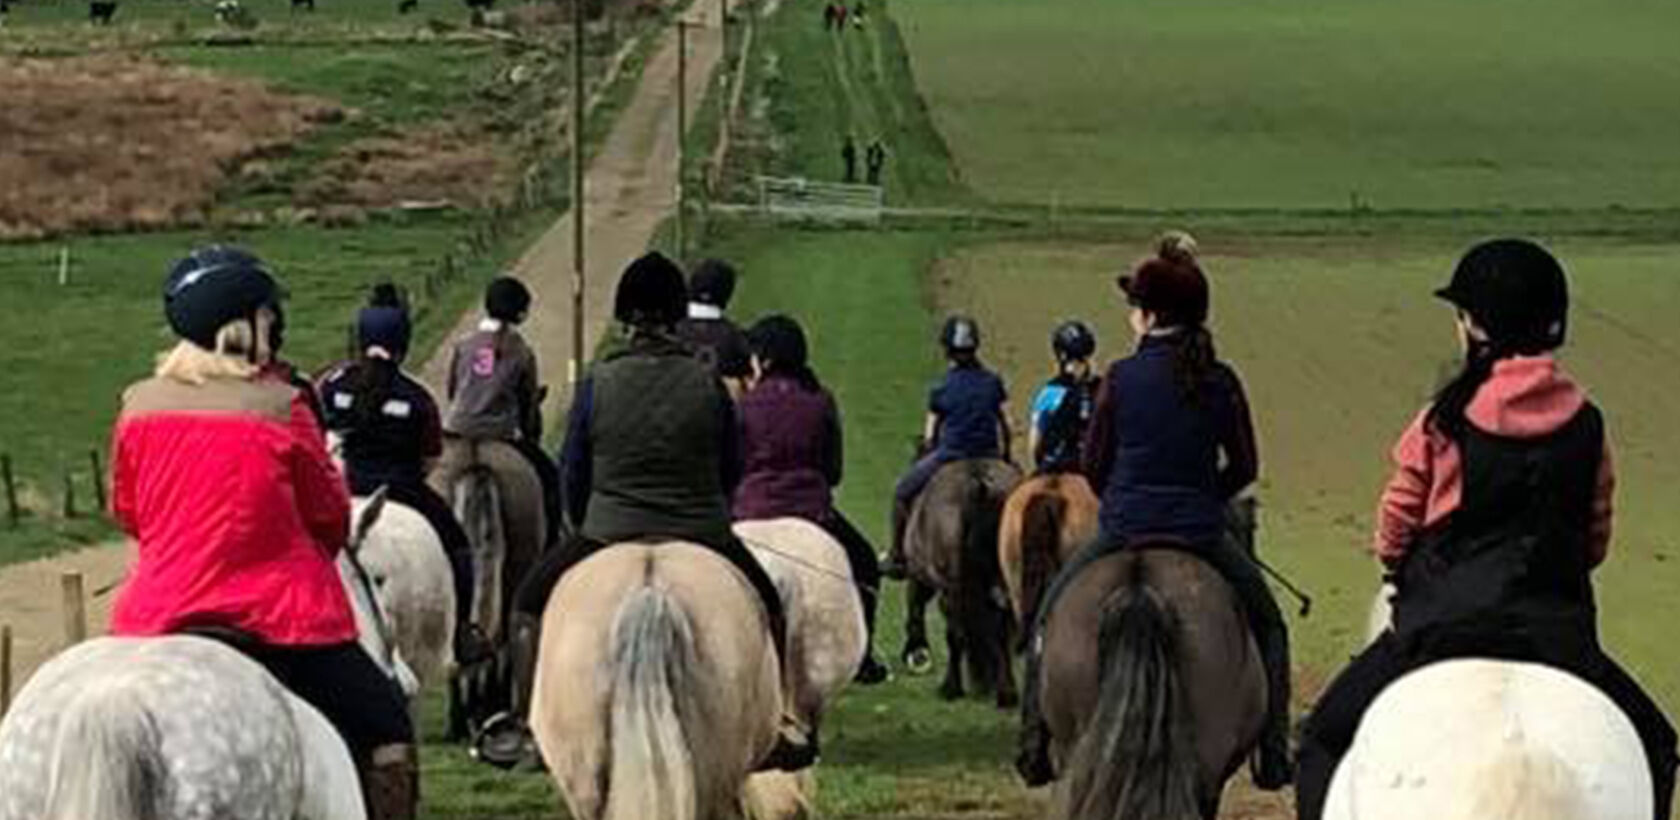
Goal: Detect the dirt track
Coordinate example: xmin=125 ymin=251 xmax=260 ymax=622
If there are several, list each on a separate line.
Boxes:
xmin=0 ymin=4 xmax=725 ymax=692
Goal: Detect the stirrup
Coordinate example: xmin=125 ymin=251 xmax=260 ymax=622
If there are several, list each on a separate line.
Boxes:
xmin=756 ymin=726 xmax=819 ymax=772
xmin=471 ymin=712 xmax=537 ymax=770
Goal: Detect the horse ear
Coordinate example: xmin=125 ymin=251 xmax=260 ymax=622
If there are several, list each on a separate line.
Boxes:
xmin=352 ymin=486 xmax=389 ymax=552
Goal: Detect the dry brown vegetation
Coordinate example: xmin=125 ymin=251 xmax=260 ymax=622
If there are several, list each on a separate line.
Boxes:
xmin=0 ymin=55 xmax=342 ymax=239
xmin=299 ymin=124 xmax=513 ymax=210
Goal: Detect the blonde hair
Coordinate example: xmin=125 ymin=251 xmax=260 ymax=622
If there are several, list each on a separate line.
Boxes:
xmin=155 ymin=308 xmax=276 ymax=385
xmin=1156 ymin=230 xmax=1199 ymax=262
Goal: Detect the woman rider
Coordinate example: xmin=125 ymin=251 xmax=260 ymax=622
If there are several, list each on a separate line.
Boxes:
xmin=1294 ymin=239 xmax=1677 ymax=820
xmin=733 ymin=314 xmax=890 ymax=684
xmin=1027 ymin=320 xmax=1101 ymax=474
xmin=110 ymin=246 xmax=416 ymax=820
xmin=444 ymin=276 xmax=563 ymax=546
xmin=880 ymin=315 xmax=1011 ymax=579
xmin=472 ymin=252 xmax=814 ymax=771
xmin=319 ymin=283 xmax=490 ymax=664
xmin=1014 ymin=232 xmax=1293 ymax=791
xmin=675 ymin=258 xmax=754 ymax=395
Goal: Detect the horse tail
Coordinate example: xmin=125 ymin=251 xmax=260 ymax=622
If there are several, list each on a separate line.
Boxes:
xmin=42 ymin=680 xmax=163 ymax=820
xmin=1018 ymin=490 xmax=1066 ymax=629
xmin=1057 ymin=564 xmax=1201 ymax=820
xmin=958 ymin=465 xmax=1007 ymax=690
xmin=1465 ymin=745 xmax=1585 ymax=820
xmin=604 ymin=585 xmax=699 ymax=820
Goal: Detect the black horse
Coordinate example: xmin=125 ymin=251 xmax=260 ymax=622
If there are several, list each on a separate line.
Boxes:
xmin=88 ymin=1 xmax=118 ymax=24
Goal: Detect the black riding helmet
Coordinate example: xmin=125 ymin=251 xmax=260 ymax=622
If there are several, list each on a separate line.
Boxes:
xmin=689 ymin=259 xmax=738 ymax=309
xmin=614 ymin=251 xmax=687 ymax=327
xmin=747 ymin=314 xmax=808 ymax=370
xmin=485 ymin=276 xmax=532 ymax=324
xmin=940 ymin=315 xmax=981 ymax=352
xmin=1435 ymin=238 xmax=1569 ymax=352
xmin=163 ymin=245 xmax=283 ymax=351
xmin=357 ymin=283 xmax=412 ymax=360
xmin=1051 ymin=320 xmax=1096 ymax=362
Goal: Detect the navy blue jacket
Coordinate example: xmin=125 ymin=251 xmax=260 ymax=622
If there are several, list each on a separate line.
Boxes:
xmin=1084 ymin=333 xmax=1257 ymax=543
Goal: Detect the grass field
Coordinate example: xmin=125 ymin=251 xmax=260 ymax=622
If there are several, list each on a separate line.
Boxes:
xmin=895 ymin=0 xmax=1680 ymax=210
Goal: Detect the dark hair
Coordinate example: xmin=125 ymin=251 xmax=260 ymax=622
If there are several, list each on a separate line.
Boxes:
xmin=747 ymin=314 xmax=822 ymax=392
xmin=1167 ymin=326 xmax=1217 ymax=405
xmin=1426 ymin=338 xmax=1500 ymax=440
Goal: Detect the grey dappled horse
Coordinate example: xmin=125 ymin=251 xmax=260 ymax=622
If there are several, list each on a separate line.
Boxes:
xmin=0 ymin=503 xmax=408 ymax=820
xmin=1038 ymin=545 xmax=1266 ymax=820
xmin=902 ymin=458 xmax=1023 ymax=707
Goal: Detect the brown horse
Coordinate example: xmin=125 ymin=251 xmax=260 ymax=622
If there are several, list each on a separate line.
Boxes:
xmin=1038 ymin=545 xmax=1266 ymax=820
xmin=998 ymin=472 xmax=1099 ymax=631
xmin=529 ymin=542 xmax=792 ymax=820
xmin=902 ymin=458 xmax=1023 ymax=707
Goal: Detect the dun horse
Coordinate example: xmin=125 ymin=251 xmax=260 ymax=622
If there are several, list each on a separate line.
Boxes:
xmin=998 ymin=472 xmax=1098 ymax=631
xmin=901 ymin=458 xmax=1022 ymax=706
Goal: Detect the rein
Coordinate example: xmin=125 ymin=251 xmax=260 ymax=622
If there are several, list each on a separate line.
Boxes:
xmin=739 ymin=536 xmax=879 ymax=596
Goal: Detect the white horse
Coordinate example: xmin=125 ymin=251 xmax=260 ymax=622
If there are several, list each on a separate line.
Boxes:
xmin=0 ymin=501 xmax=411 ymax=820
xmin=351 ymin=491 xmax=456 ymax=688
xmin=1323 ymin=587 xmax=1653 ymax=820
xmin=736 ymin=517 xmax=868 ymax=819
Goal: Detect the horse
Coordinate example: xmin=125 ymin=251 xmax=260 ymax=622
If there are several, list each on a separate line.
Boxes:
xmin=430 ymin=436 xmax=547 ymax=736
xmin=901 ymin=458 xmax=1022 ymax=707
xmin=0 ymin=501 xmax=408 ymax=820
xmin=352 ymin=491 xmax=457 ymax=689
xmin=87 ymin=0 xmax=116 ymax=24
xmin=737 ymin=517 xmax=869 ymax=818
xmin=528 ymin=542 xmax=788 ymax=820
xmin=1318 ymin=587 xmax=1654 ymax=820
xmin=997 ymin=472 xmax=1098 ymax=631
xmin=1036 ymin=544 xmax=1267 ymax=820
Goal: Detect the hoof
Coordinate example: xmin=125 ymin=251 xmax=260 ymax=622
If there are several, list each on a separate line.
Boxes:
xmin=938 ymin=681 xmax=964 ymax=701
xmin=904 ymin=647 xmax=933 ymax=676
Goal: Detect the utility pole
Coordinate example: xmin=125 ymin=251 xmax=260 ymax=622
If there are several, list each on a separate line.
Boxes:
xmin=675 ymin=18 xmax=689 ymax=260
xmin=570 ymin=0 xmax=586 ymax=386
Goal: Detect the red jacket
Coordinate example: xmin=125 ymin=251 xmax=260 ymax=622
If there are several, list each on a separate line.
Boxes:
xmin=1375 ymin=355 xmax=1613 ymax=568
xmin=110 ymin=374 xmax=357 ymax=646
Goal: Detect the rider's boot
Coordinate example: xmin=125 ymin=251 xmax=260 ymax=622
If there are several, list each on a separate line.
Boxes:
xmin=454 ymin=621 xmax=494 ymax=667
xmin=363 ymin=743 xmax=419 ymax=820
xmin=472 ymin=612 xmax=542 ymax=770
xmin=854 ymin=584 xmax=890 ymax=684
xmin=1251 ymin=605 xmax=1294 ymax=790
xmin=1014 ymin=632 xmax=1055 ymax=786
xmin=880 ymin=498 xmax=911 ymax=580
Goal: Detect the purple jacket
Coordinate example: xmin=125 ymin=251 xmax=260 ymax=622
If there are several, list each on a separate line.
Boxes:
xmin=733 ymin=375 xmax=842 ymax=522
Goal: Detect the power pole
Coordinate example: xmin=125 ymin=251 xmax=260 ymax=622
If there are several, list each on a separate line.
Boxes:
xmin=675 ymin=18 xmax=689 ymax=260
xmin=570 ymin=0 xmax=586 ymax=386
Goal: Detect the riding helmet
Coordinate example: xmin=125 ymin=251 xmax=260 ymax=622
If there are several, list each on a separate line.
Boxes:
xmin=357 ymin=283 xmax=412 ymax=359
xmin=688 ymin=259 xmax=738 ymax=309
xmin=614 ymin=251 xmax=688 ymax=326
xmin=485 ymin=276 xmax=532 ymax=323
xmin=1434 ymin=238 xmax=1569 ymax=352
xmin=747 ymin=314 xmax=808 ymax=369
xmin=940 ymin=315 xmax=981 ymax=352
xmin=1050 ymin=320 xmax=1096 ymax=362
xmin=163 ymin=245 xmax=282 ymax=350
xmin=1117 ymin=251 xmax=1209 ymax=327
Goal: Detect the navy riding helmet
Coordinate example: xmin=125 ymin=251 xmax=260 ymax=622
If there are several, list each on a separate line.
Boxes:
xmin=163 ymin=245 xmax=283 ymax=351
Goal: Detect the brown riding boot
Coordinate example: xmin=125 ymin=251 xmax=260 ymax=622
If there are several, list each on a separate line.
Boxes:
xmin=363 ymin=744 xmax=419 ymax=820
xmin=472 ymin=612 xmax=542 ymax=770
xmin=881 ymin=498 xmax=911 ymax=580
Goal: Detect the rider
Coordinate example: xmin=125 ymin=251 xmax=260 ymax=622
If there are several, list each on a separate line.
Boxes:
xmin=472 ymin=252 xmax=814 ymax=771
xmin=110 ymin=246 xmax=416 ymax=820
xmin=319 ymin=283 xmax=490 ymax=665
xmin=1027 ymin=320 xmax=1101 ymax=474
xmin=675 ymin=258 xmax=754 ymax=394
xmin=1015 ymin=232 xmax=1293 ymax=791
xmin=1294 ymin=238 xmax=1678 ymax=820
xmin=880 ymin=315 xmax=1011 ymax=580
xmin=734 ymin=313 xmax=891 ymax=685
xmin=444 ymin=275 xmax=562 ymax=546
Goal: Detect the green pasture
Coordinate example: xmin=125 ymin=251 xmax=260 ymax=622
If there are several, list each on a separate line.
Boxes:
xmin=0 ymin=0 xmax=473 ymax=31
xmin=896 ymin=0 xmax=1680 ymax=210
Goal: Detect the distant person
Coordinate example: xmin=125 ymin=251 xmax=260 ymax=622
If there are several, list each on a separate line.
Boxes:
xmin=734 ymin=314 xmax=890 ymax=683
xmin=1015 ymin=232 xmax=1292 ymax=792
xmin=881 ymin=315 xmax=1011 ymax=579
xmin=835 ymin=2 xmax=848 ymax=28
xmin=1294 ymin=238 xmax=1678 ymax=820
xmin=865 ymin=140 xmax=886 ymax=186
xmin=1027 ymin=320 xmax=1100 ymax=474
xmin=444 ymin=276 xmax=562 ymax=545
xmin=675 ymin=258 xmax=753 ymax=395
xmin=319 ymin=283 xmax=488 ymax=665
xmin=822 ymin=1 xmax=836 ymax=30
xmin=841 ymin=135 xmax=858 ymax=183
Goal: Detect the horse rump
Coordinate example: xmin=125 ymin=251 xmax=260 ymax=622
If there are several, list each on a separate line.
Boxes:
xmin=1056 ymin=565 xmax=1201 ymax=820
xmin=41 ymin=682 xmax=165 ymax=820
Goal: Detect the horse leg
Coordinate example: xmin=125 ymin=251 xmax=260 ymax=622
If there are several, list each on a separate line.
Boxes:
xmin=902 ymin=580 xmax=934 ymax=675
xmin=938 ymin=610 xmax=965 ymax=701
xmin=447 ymin=674 xmax=469 ymax=741
xmin=994 ymin=605 xmax=1019 ymax=709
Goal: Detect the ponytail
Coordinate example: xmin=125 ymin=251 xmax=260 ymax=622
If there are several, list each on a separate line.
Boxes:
xmin=1169 ymin=326 xmax=1217 ymax=405
xmin=346 ymin=356 xmax=401 ymax=428
xmin=1426 ymin=339 xmax=1501 ymax=440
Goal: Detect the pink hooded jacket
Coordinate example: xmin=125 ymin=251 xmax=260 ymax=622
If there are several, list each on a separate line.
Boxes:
xmin=1374 ymin=355 xmax=1613 ymax=567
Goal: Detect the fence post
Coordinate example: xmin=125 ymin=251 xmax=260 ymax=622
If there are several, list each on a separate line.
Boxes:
xmin=61 ymin=466 xmax=76 ymax=519
xmin=1 ymin=454 xmax=16 ymax=528
xmin=62 ymin=572 xmax=87 ymax=647
xmin=89 ymin=448 xmax=106 ymax=513
xmin=1 ymin=624 xmax=12 ymax=719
